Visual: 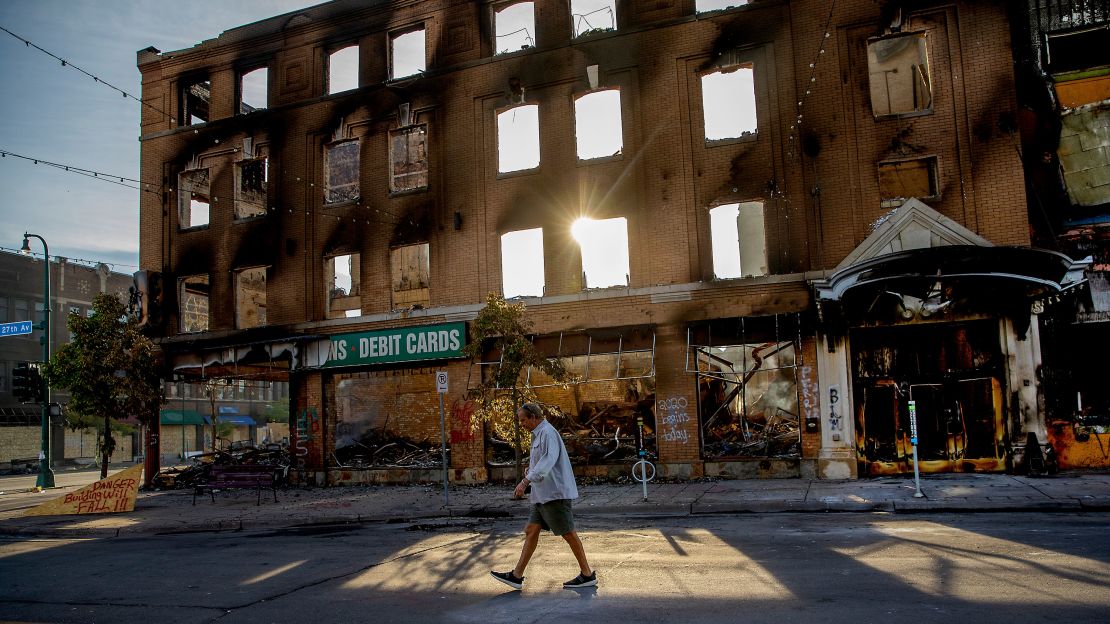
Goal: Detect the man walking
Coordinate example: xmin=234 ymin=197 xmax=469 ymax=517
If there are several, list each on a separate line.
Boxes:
xmin=490 ymin=402 xmax=597 ymax=590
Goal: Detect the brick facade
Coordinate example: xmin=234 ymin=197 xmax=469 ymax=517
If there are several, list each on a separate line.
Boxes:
xmin=139 ymin=0 xmax=1030 ymax=482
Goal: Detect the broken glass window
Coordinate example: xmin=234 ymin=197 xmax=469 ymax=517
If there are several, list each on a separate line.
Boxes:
xmin=702 ymin=66 xmax=757 ymax=141
xmin=235 ymin=267 xmax=267 ymax=329
xmin=235 ymin=158 xmax=267 ymax=219
xmin=327 ymin=253 xmax=361 ymax=319
xmin=181 ymin=78 xmax=210 ymax=126
xmin=867 ymin=33 xmax=932 ymax=117
xmin=178 ymin=169 xmax=210 ymax=229
xmin=325 ymin=140 xmax=360 ymax=204
xmin=390 ymin=124 xmax=429 ymax=192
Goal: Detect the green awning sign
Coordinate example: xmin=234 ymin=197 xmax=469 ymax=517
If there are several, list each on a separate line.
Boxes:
xmin=325 ymin=322 xmax=466 ymax=368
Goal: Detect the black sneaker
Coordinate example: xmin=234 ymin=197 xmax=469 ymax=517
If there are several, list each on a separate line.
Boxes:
xmin=490 ymin=570 xmax=524 ymax=590
xmin=563 ymin=571 xmax=597 ymax=588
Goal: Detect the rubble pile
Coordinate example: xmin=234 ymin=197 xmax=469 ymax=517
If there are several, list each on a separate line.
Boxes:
xmin=152 ymin=443 xmax=290 ymax=489
xmin=333 ymin=430 xmax=445 ymax=469
xmin=487 ymin=400 xmax=657 ymax=466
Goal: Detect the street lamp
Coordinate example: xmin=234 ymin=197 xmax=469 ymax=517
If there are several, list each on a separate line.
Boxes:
xmin=21 ymin=232 xmax=55 ymax=490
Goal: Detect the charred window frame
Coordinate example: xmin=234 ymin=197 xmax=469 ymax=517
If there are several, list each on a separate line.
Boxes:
xmin=234 ymin=266 xmax=268 ymax=329
xmin=390 ymin=242 xmax=430 ymax=309
xmin=234 ymin=154 xmax=268 ymax=220
xmin=178 ymin=275 xmax=210 ymax=334
xmin=326 ymin=253 xmax=361 ymax=319
xmin=687 ymin=315 xmax=802 ymax=460
xmin=574 ymin=88 xmax=623 ymax=161
xmin=389 ymin=123 xmax=429 ymax=193
xmin=867 ymin=32 xmax=933 ymax=118
xmin=390 ymin=26 xmax=427 ymax=79
xmin=324 ymin=139 xmax=360 ymax=204
xmin=178 ymin=168 xmax=211 ymax=230
xmin=327 ymin=45 xmax=360 ymax=95
xmin=570 ymin=0 xmax=616 ymax=38
xmin=700 ymin=63 xmax=758 ymax=143
xmin=496 ymin=103 xmax=541 ymax=174
xmin=238 ymin=65 xmax=268 ymax=114
xmin=878 ymin=156 xmax=939 ymax=208
xmin=180 ymin=76 xmax=210 ymax=126
xmin=494 ymin=1 xmax=536 ymax=55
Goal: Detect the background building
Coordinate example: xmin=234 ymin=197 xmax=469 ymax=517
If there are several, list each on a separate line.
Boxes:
xmin=137 ymin=0 xmax=1082 ymax=484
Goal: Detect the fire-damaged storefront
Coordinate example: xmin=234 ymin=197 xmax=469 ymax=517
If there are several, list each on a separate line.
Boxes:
xmin=469 ymin=327 xmax=658 ymax=480
xmin=813 ymin=200 xmax=1088 ymax=477
xmin=687 ymin=314 xmax=813 ymax=477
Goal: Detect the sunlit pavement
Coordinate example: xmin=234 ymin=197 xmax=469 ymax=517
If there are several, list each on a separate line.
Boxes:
xmin=1 ymin=512 xmax=1108 ymax=623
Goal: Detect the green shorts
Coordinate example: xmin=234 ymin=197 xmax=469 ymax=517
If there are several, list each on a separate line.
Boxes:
xmin=528 ymin=499 xmax=576 ymax=536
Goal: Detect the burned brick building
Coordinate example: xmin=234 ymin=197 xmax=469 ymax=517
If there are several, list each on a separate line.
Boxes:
xmin=1009 ymin=0 xmax=1110 ymax=471
xmin=137 ymin=0 xmax=1084 ymax=484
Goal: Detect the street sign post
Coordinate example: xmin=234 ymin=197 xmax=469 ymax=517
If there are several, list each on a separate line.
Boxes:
xmin=0 ymin=320 xmax=33 ymax=337
xmin=908 ymin=400 xmax=924 ymax=498
xmin=436 ymin=371 xmax=449 ymax=507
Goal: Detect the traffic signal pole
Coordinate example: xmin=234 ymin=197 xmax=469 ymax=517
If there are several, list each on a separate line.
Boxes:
xmin=22 ymin=233 xmax=55 ymax=490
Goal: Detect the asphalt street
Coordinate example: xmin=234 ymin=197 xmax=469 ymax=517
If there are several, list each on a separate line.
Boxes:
xmin=1 ymin=512 xmax=1108 ymax=623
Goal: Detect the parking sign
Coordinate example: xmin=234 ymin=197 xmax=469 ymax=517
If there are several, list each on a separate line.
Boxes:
xmin=435 ymin=371 xmax=448 ymax=394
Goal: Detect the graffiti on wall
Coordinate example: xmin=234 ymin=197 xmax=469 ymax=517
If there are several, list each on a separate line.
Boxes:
xmin=658 ymin=396 xmax=690 ymax=444
xmin=294 ymin=407 xmax=320 ymax=468
xmin=828 ymin=385 xmax=842 ymax=431
xmin=449 ymin=399 xmax=477 ymax=444
xmin=801 ymin=365 xmax=818 ymax=432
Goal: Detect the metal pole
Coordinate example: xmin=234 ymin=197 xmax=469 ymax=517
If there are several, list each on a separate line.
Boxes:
xmin=24 ymin=233 xmax=55 ymax=490
xmin=908 ymin=399 xmax=924 ymax=498
xmin=438 ymin=391 xmax=449 ymax=507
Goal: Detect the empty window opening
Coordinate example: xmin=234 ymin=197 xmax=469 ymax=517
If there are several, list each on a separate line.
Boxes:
xmin=696 ymin=0 xmax=750 ymax=13
xmin=867 ymin=33 xmax=932 ymax=117
xmin=235 ymin=157 xmax=267 ymax=219
xmin=702 ymin=66 xmax=757 ymax=141
xmin=391 ymin=28 xmax=426 ymax=79
xmin=235 ymin=267 xmax=267 ymax=329
xmin=327 ymin=254 xmax=362 ymax=319
xmin=497 ymin=104 xmax=540 ymax=173
xmin=239 ymin=67 xmax=268 ymax=113
xmin=328 ymin=46 xmax=359 ymax=94
xmin=572 ymin=217 xmax=629 ymax=288
xmin=878 ymin=157 xmax=938 ymax=207
xmin=181 ymin=78 xmax=210 ymax=126
xmin=574 ymin=89 xmax=623 ymax=160
xmin=571 ymin=0 xmax=615 ymax=37
xmin=710 ymin=202 xmax=767 ymax=279
xmin=178 ymin=168 xmax=210 ymax=229
xmin=391 ymin=243 xmax=430 ymax=308
xmin=1046 ymin=26 xmax=1110 ymax=74
xmin=495 ymin=2 xmax=535 ymax=54
xmin=501 ymin=228 xmax=545 ymax=298
xmin=179 ymin=275 xmax=209 ymax=333
xmin=325 ymin=139 xmax=360 ymax=204
xmin=390 ymin=124 xmax=429 ymax=192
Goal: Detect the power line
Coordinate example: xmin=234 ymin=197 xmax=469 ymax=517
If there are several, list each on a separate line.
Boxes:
xmin=0 ymin=244 xmax=138 ymax=270
xmin=0 ymin=24 xmax=176 ymax=124
xmin=0 ymin=148 xmax=162 ymax=196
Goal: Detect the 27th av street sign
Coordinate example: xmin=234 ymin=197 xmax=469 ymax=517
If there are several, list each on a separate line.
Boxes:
xmin=0 ymin=321 xmax=33 ymax=337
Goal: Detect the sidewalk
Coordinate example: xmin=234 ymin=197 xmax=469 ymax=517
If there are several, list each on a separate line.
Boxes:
xmin=2 ymin=472 xmax=1109 ymax=538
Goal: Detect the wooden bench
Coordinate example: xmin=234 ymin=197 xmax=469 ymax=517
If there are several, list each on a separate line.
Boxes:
xmin=193 ymin=464 xmax=279 ymax=505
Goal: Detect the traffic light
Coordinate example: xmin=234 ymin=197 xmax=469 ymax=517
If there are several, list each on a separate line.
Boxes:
xmin=12 ymin=362 xmax=44 ymax=404
xmin=133 ymin=270 xmax=164 ymax=334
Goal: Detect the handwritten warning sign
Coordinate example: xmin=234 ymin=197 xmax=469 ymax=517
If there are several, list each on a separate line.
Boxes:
xmin=23 ymin=465 xmax=142 ymax=517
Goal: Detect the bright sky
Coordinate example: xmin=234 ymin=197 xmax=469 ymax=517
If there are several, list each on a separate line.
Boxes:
xmin=0 ymin=0 xmax=319 ymax=270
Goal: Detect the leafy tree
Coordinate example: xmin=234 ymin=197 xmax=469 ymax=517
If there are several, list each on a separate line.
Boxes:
xmin=42 ymin=293 xmax=164 ymax=478
xmin=463 ymin=293 xmax=574 ymax=479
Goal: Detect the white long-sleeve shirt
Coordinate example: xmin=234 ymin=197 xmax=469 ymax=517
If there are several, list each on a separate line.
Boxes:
xmin=525 ymin=419 xmax=578 ymax=504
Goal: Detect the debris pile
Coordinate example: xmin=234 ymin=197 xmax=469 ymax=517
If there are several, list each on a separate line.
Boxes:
xmin=153 ymin=443 xmax=290 ymax=489
xmin=702 ymin=408 xmax=800 ymax=458
xmin=487 ymin=400 xmax=657 ymax=466
xmin=333 ymin=430 xmax=445 ymax=469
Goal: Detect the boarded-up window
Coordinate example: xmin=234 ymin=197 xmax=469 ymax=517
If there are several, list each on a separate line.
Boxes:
xmin=325 ymin=140 xmax=360 ymax=204
xmin=178 ymin=169 xmax=210 ymax=229
xmin=181 ymin=78 xmax=210 ymax=126
xmin=878 ymin=157 xmax=938 ymax=207
xmin=390 ymin=124 xmax=429 ymax=192
xmin=179 ymin=275 xmax=209 ymax=333
xmin=235 ymin=267 xmax=267 ymax=329
xmin=235 ymin=158 xmax=267 ymax=219
xmin=868 ymin=33 xmax=932 ymax=117
xmin=391 ymin=243 xmax=430 ymax=308
xmin=327 ymin=253 xmax=361 ymax=319
xmin=710 ymin=202 xmax=767 ymax=279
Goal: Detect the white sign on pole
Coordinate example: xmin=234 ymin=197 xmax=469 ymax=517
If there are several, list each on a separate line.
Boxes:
xmin=435 ymin=371 xmax=449 ymax=394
